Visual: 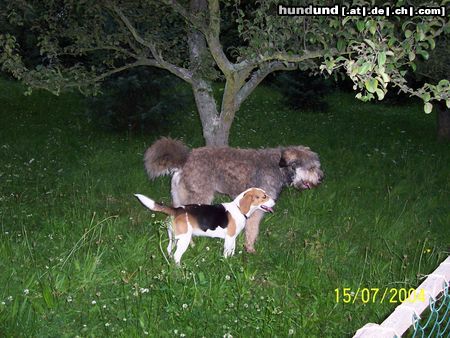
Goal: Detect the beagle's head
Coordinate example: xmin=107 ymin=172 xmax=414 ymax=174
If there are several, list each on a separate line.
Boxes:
xmin=236 ymin=188 xmax=275 ymax=217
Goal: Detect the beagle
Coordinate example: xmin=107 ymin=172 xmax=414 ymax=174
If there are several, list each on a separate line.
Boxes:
xmin=135 ymin=188 xmax=275 ymax=265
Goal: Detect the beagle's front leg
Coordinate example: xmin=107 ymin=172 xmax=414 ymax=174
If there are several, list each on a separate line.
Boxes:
xmin=223 ymin=235 xmax=236 ymax=258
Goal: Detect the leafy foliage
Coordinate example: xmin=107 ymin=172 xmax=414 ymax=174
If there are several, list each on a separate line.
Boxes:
xmin=269 ymin=71 xmax=334 ymax=111
xmin=85 ymin=68 xmax=190 ymax=132
xmin=0 ymin=0 xmax=449 ymax=144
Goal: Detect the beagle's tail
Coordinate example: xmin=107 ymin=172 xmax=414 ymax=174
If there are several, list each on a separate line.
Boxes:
xmin=134 ymin=194 xmax=177 ymax=216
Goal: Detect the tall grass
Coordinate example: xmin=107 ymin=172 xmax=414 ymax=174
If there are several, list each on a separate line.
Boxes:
xmin=0 ymin=77 xmax=448 ymax=336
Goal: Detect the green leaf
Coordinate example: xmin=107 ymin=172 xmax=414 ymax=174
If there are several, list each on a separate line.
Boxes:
xmin=381 ymin=72 xmax=390 ymax=83
xmin=446 ymin=99 xmax=450 ymax=109
xmin=408 ymin=52 xmax=415 ymax=61
xmin=337 ymin=39 xmax=346 ymax=52
xmin=388 ymin=37 xmax=397 ymax=47
xmin=415 ymin=28 xmax=426 ymax=41
xmin=422 ymin=92 xmax=431 ymax=102
xmin=427 ymin=38 xmax=436 ymax=50
xmin=438 ymin=79 xmax=450 ymax=88
xmin=342 ymin=16 xmax=352 ymax=26
xmin=405 ymin=30 xmax=412 ymax=38
xmin=356 ymin=21 xmax=365 ymax=32
xmin=417 ymin=50 xmax=429 ymax=60
xmin=375 ymin=88 xmax=385 ymax=100
xmin=402 ymin=20 xmax=413 ymax=31
xmin=325 ymin=60 xmax=335 ymax=74
xmin=424 ymin=102 xmax=433 ymax=114
xmin=377 ymin=52 xmax=386 ymax=66
xmin=364 ymin=39 xmax=376 ymax=50
xmin=369 ymin=22 xmax=377 ymax=35
xmin=358 ymin=62 xmax=372 ymax=75
xmin=364 ymin=78 xmax=378 ymax=93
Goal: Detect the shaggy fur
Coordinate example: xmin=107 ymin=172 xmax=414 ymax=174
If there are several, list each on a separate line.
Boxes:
xmin=144 ymin=137 xmax=323 ymax=252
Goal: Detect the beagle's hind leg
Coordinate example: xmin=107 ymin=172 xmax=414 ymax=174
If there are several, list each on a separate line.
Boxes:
xmin=167 ymin=227 xmax=174 ymax=257
xmin=173 ymin=232 xmax=192 ymax=266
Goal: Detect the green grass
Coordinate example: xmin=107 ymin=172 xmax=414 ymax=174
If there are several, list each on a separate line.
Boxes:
xmin=0 ymin=77 xmax=449 ymax=337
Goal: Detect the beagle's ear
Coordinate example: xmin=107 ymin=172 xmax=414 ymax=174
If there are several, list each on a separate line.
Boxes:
xmin=239 ymin=191 xmax=253 ymax=215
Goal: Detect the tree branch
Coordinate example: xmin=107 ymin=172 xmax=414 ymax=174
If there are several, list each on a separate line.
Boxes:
xmin=236 ymin=61 xmax=297 ymax=108
xmin=204 ymin=0 xmax=233 ymax=77
xmin=63 ymin=45 xmax=139 ymax=59
xmin=235 ymin=49 xmax=338 ymax=72
xmin=162 ymin=0 xmax=206 ymax=31
xmin=111 ymin=4 xmax=193 ymax=84
xmin=90 ymin=59 xmax=153 ymax=82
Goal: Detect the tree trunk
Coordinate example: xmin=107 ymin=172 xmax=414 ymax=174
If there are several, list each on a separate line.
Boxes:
xmin=188 ymin=0 xmax=235 ymax=146
xmin=437 ymin=101 xmax=450 ymax=141
xmin=191 ymin=79 xmax=232 ymax=146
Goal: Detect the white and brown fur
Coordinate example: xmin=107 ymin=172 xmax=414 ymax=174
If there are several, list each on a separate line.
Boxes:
xmin=144 ymin=138 xmax=323 ymax=253
xmin=135 ymin=188 xmax=275 ymax=265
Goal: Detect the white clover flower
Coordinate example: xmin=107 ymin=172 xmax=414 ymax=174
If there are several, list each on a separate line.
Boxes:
xmin=288 ymin=328 xmax=295 ymax=335
xmin=105 ymin=322 xmax=110 ymax=327
xmin=140 ymin=288 xmax=150 ymax=294
xmin=91 ymin=300 xmax=97 ymax=305
xmin=182 ymin=303 xmax=188 ymax=309
xmin=225 ymin=275 xmax=231 ymax=281
xmin=67 ymin=296 xmax=73 ymax=303
xmin=23 ymin=289 xmax=30 ymax=295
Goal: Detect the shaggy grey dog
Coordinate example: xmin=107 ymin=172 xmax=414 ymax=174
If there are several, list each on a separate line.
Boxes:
xmin=144 ymin=138 xmax=323 ymax=253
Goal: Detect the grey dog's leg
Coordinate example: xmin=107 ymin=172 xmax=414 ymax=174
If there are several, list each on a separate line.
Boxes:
xmin=245 ymin=210 xmax=265 ymax=253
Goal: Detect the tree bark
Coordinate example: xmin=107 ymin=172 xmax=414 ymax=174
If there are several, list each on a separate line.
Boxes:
xmin=188 ymin=0 xmax=235 ymax=146
xmin=437 ymin=101 xmax=450 ymax=141
xmin=191 ymin=79 xmax=222 ymax=146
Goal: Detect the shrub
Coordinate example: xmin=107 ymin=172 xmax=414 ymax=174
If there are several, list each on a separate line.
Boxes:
xmin=269 ymin=71 xmax=334 ymax=112
xmin=85 ymin=68 xmax=190 ymax=133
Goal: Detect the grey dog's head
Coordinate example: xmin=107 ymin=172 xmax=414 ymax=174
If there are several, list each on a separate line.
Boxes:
xmin=279 ymin=146 xmax=324 ymax=190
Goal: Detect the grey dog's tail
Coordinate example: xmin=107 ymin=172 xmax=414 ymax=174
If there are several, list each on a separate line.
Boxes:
xmin=144 ymin=137 xmax=191 ymax=179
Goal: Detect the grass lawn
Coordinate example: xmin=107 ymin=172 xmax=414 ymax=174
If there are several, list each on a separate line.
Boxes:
xmin=0 ymin=77 xmax=449 ymax=337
